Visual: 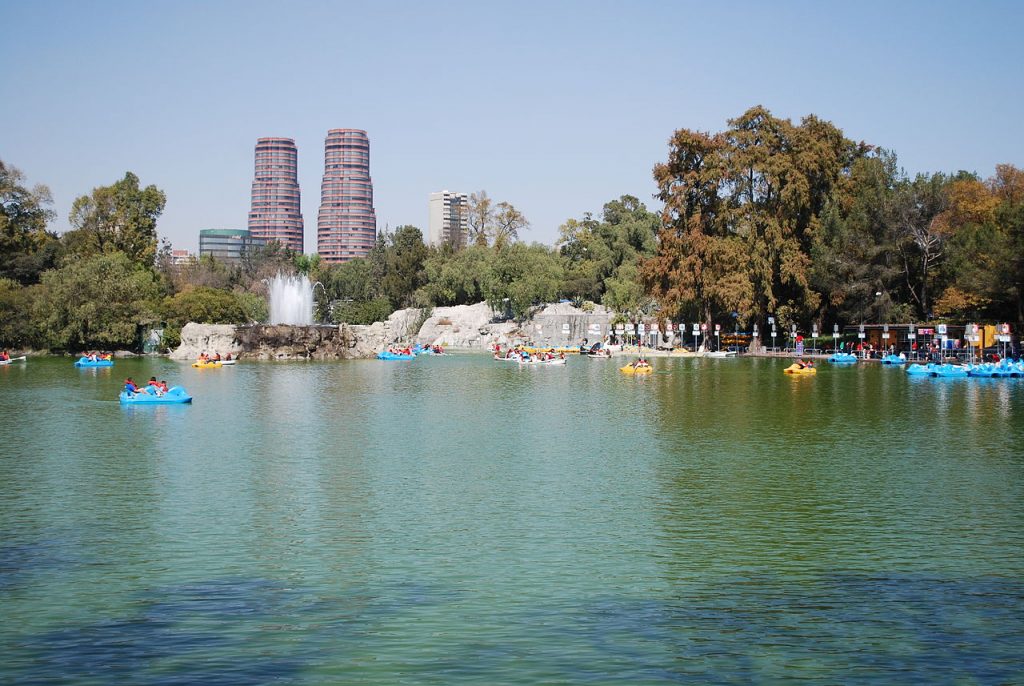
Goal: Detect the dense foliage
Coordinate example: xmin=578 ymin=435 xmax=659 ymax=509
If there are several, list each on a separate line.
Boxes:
xmin=0 ymin=111 xmax=1020 ymax=352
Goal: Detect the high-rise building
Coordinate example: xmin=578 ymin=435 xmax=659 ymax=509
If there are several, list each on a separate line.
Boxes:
xmin=317 ymin=129 xmax=376 ymax=263
xmin=248 ymin=137 xmax=303 ymax=253
xmin=199 ymin=228 xmax=265 ymax=262
xmin=428 ymin=191 xmax=469 ymax=247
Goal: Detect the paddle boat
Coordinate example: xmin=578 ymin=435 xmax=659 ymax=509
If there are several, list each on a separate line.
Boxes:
xmin=784 ymin=363 xmax=817 ymax=375
xmin=192 ymin=360 xmax=223 ymax=368
xmin=378 ymin=351 xmax=414 ymax=361
xmin=906 ymin=363 xmax=967 ymax=378
xmin=119 ymin=386 xmax=193 ymax=404
xmin=219 ymin=359 xmax=237 ymax=366
xmin=828 ymin=352 xmax=858 ymax=364
xmin=880 ymin=354 xmax=906 ymax=365
xmin=705 ymin=350 xmax=737 ymax=358
xmin=75 ymin=357 xmax=113 ymax=367
xmin=0 ymin=355 xmax=27 ymax=366
xmin=620 ymin=363 xmax=653 ymax=375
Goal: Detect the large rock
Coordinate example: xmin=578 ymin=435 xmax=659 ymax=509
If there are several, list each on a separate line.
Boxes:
xmin=170 ymin=323 xmax=242 ymax=360
xmin=415 ymin=303 xmax=520 ymax=349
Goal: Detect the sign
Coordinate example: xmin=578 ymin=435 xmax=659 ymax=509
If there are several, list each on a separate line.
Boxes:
xmin=638 ymin=323 xmax=646 ymax=334
xmin=677 ymin=323 xmax=684 ymax=331
xmin=768 ymin=316 xmax=775 ymax=325
xmin=791 ymin=324 xmax=797 ymax=333
xmin=812 ymin=325 xmax=818 ymax=336
xmin=997 ymin=334 xmax=1011 ymax=342
xmin=588 ymin=323 xmax=601 ymax=334
xmin=833 ymin=324 xmax=840 ymax=333
xmin=908 ymin=332 xmax=916 ymax=340
xmin=1001 ymin=323 xmax=1011 ymax=334
xmin=615 ymin=325 xmax=625 ymax=333
xmin=882 ymin=333 xmax=890 ymax=339
xmin=859 ymin=324 xmax=865 ymax=333
xmin=561 ymin=323 xmax=571 ymax=333
xmin=858 ymin=332 xmax=866 ymax=339
xmin=883 ymin=324 xmax=889 ymax=333
xmin=715 ymin=324 xmax=721 ymax=332
xmin=833 ymin=333 xmax=840 ymax=339
xmin=937 ymin=324 xmax=947 ymax=334
xmin=918 ymin=328 xmax=934 ymax=335
xmin=692 ymin=324 xmax=700 ymax=335
xmin=771 ymin=328 xmax=777 ymax=337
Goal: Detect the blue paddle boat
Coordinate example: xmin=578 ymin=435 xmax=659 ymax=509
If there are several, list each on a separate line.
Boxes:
xmin=75 ymin=357 xmax=113 ymax=367
xmin=828 ymin=353 xmax=858 ymax=364
xmin=378 ymin=351 xmax=414 ymax=361
xmin=906 ymin=363 xmax=934 ymax=376
xmin=879 ymin=354 xmax=906 ymax=365
xmin=119 ymin=386 xmax=192 ymax=404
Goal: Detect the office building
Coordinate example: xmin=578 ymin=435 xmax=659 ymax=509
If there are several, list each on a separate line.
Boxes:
xmin=248 ymin=137 xmax=304 ymax=253
xmin=199 ymin=228 xmax=265 ymax=262
xmin=169 ymin=249 xmax=194 ymax=266
xmin=317 ymin=129 xmax=376 ymax=263
xmin=428 ymin=191 xmax=469 ymax=247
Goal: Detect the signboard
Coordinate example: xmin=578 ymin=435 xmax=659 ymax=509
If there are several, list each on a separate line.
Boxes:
xmin=715 ymin=324 xmax=721 ymax=332
xmin=858 ymin=332 xmax=866 ymax=339
xmin=678 ymin=323 xmax=684 ymax=331
xmin=859 ymin=324 xmax=865 ymax=333
xmin=812 ymin=325 xmax=818 ymax=336
xmin=1001 ymin=323 xmax=1011 ymax=334
xmin=833 ymin=324 xmax=840 ymax=333
xmin=561 ymin=323 xmax=571 ymax=334
xmin=638 ymin=323 xmax=646 ymax=334
xmin=692 ymin=324 xmax=700 ymax=335
xmin=882 ymin=333 xmax=890 ymax=339
xmin=937 ymin=324 xmax=947 ymax=334
xmin=883 ymin=324 xmax=889 ymax=333
xmin=833 ymin=333 xmax=840 ymax=339
xmin=908 ymin=332 xmax=916 ymax=340
xmin=771 ymin=328 xmax=777 ymax=337
xmin=768 ymin=316 xmax=775 ymax=325
xmin=588 ymin=323 xmax=601 ymax=334
xmin=701 ymin=323 xmax=708 ymax=331
xmin=918 ymin=328 xmax=934 ymax=335
xmin=615 ymin=325 xmax=625 ymax=333
xmin=997 ymin=334 xmax=1011 ymax=342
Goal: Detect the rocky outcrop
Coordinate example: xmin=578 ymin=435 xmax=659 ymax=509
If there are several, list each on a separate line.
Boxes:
xmin=170 ymin=324 xmax=242 ymax=360
xmin=172 ymin=302 xmax=629 ymax=360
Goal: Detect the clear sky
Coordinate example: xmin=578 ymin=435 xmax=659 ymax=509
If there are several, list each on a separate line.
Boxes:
xmin=2 ymin=0 xmax=1022 ymax=252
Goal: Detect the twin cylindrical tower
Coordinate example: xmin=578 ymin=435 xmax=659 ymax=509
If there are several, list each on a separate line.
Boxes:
xmin=247 ymin=130 xmax=376 ymax=262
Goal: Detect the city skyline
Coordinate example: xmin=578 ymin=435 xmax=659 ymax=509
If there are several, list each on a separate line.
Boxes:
xmin=2 ymin=1 xmax=1022 ymax=253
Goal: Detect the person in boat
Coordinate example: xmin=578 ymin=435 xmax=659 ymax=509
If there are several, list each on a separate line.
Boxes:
xmin=0 ymin=350 xmax=8 ymax=362
xmin=632 ymin=358 xmax=650 ymax=369
xmin=225 ymin=353 xmax=233 ymax=361
xmin=146 ymin=377 xmax=164 ymax=395
xmin=88 ymin=351 xmax=98 ymax=362
xmin=124 ymin=377 xmax=141 ymax=395
xmin=213 ymin=352 xmax=222 ymax=361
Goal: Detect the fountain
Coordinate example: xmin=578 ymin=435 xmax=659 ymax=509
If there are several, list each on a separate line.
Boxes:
xmin=267 ymin=273 xmax=314 ymax=325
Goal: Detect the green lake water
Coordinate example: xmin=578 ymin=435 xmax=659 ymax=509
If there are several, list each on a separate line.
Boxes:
xmin=1 ymin=355 xmax=1022 ymax=684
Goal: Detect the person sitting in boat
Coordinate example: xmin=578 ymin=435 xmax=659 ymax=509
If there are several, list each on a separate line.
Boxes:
xmin=0 ymin=350 xmax=8 ymax=362
xmin=198 ymin=352 xmax=209 ymax=363
xmin=87 ymin=351 xmax=98 ymax=362
xmin=632 ymin=358 xmax=650 ymax=369
xmin=124 ymin=377 xmax=141 ymax=395
xmin=212 ymin=352 xmax=222 ymax=361
xmin=147 ymin=377 xmax=164 ymax=395
xmin=225 ymin=353 xmax=233 ymax=361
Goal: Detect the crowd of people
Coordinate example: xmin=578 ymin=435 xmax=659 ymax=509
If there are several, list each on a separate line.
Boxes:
xmin=492 ymin=345 xmax=565 ymax=363
xmin=196 ymin=351 xmax=231 ymax=363
xmin=81 ymin=351 xmax=113 ymax=361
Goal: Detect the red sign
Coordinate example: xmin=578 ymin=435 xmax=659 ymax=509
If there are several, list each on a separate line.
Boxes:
xmin=917 ymin=328 xmax=934 ymax=335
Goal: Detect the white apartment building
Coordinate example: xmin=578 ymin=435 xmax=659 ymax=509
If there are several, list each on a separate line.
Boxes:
xmin=428 ymin=190 xmax=469 ymax=247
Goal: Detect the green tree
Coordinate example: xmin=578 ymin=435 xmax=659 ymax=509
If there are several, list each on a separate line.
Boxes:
xmin=65 ymin=172 xmax=167 ymax=266
xmin=34 ymin=252 xmax=162 ymax=350
xmin=485 ymin=243 xmax=563 ymax=319
xmin=161 ymin=287 xmax=247 ymax=327
xmin=0 ymin=160 xmax=60 ymax=284
xmin=0 ymin=278 xmax=41 ymax=347
xmin=380 ymin=225 xmax=428 ymax=308
xmin=421 ymin=244 xmax=495 ymax=306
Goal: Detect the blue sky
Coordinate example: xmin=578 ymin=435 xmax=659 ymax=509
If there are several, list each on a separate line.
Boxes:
xmin=2 ymin=0 xmax=1022 ymax=252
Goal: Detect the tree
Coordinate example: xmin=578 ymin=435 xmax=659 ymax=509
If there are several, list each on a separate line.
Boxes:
xmin=161 ymin=287 xmax=247 ymax=327
xmin=484 ymin=243 xmax=563 ymax=320
xmin=891 ymin=173 xmax=953 ymax=317
xmin=421 ymin=244 xmax=494 ymax=306
xmin=65 ymin=172 xmax=166 ymax=266
xmin=380 ymin=225 xmax=428 ymax=308
xmin=0 ymin=160 xmax=60 ymax=284
xmin=34 ymin=252 xmax=162 ymax=350
xmin=0 ymin=278 xmax=41 ymax=347
xmin=492 ymin=201 xmax=529 ymax=248
xmin=466 ymin=191 xmax=493 ymax=246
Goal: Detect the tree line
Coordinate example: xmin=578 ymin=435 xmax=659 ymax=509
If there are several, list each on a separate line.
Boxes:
xmin=1 ymin=105 xmax=1020 ymax=352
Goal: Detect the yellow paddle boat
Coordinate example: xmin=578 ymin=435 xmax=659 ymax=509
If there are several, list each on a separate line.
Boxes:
xmin=784 ymin=363 xmax=816 ymax=375
xmin=192 ymin=360 xmax=223 ymax=369
xmin=620 ymin=363 xmax=653 ymax=375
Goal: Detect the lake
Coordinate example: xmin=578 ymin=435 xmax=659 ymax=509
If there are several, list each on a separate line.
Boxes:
xmin=2 ymin=354 xmax=1022 ymax=684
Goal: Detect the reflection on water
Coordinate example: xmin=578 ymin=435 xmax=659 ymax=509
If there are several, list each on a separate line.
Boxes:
xmin=1 ymin=356 xmax=1022 ymax=683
